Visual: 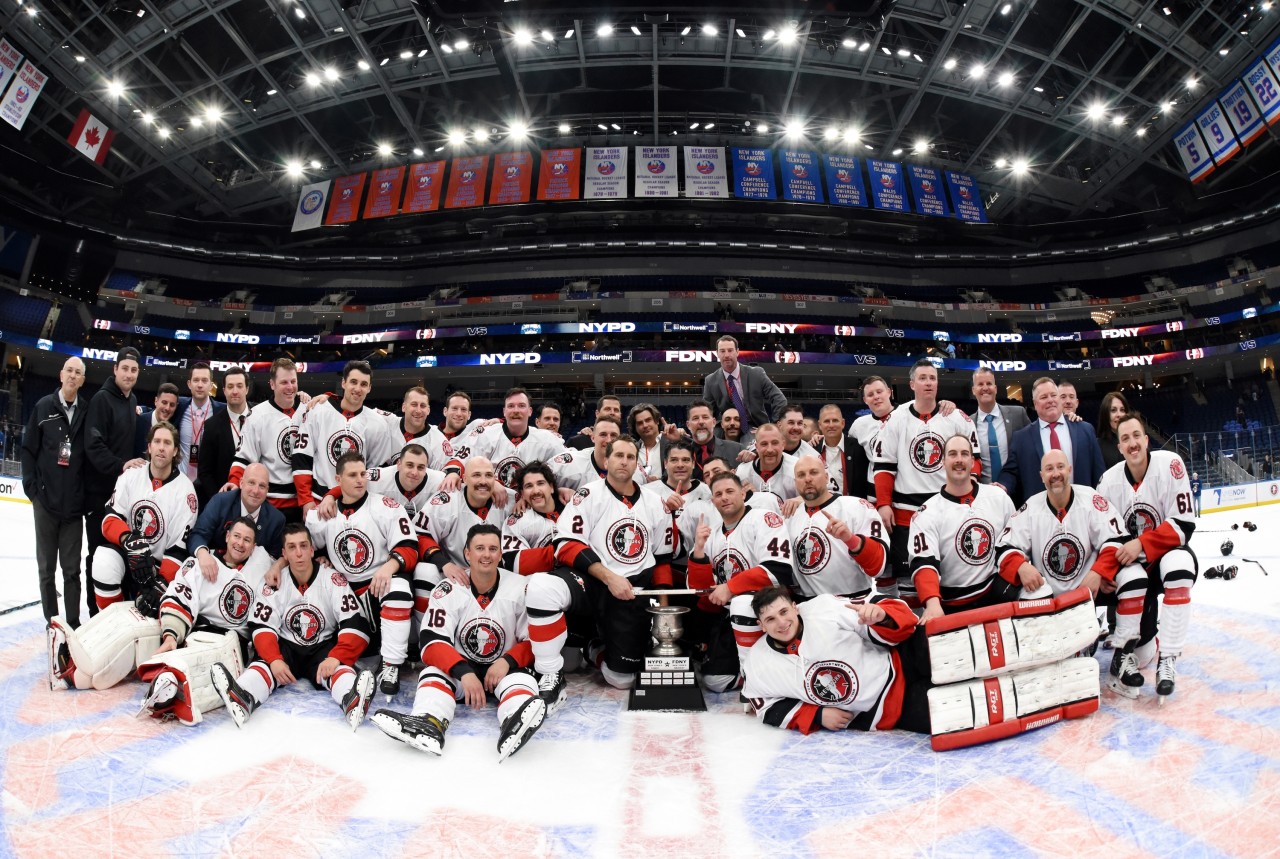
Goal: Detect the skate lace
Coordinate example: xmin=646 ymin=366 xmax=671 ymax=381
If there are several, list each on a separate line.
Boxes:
xmin=537 ymin=672 xmax=562 ymax=691
xmin=1157 ymin=656 xmax=1176 ymax=682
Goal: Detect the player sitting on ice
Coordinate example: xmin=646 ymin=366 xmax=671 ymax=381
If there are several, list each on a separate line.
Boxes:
xmin=135 ymin=517 xmax=273 ymax=724
xmin=742 ymin=585 xmax=1103 ymax=751
xmin=372 ymin=524 xmax=546 ymax=760
xmin=211 ymin=523 xmax=376 ymax=731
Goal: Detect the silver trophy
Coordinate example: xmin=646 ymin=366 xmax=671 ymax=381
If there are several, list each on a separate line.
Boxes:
xmin=648 ymin=605 xmax=689 ymax=660
xmin=629 ymin=602 xmax=705 ymax=711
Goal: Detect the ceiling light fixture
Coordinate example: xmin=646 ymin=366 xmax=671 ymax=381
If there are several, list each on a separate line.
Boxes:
xmin=779 ymin=25 xmax=798 ymax=45
xmin=969 ymin=63 xmax=985 ymax=79
xmin=286 ymin=161 xmax=303 ymax=177
xmin=357 ymin=60 xmax=370 ymax=71
xmin=412 ymin=147 xmax=424 ymax=156
xmin=943 ymin=57 xmax=957 ymax=70
xmin=997 ymin=71 xmax=1014 ymax=87
xmin=597 ymin=23 xmax=613 ymax=37
xmin=843 ymin=127 xmax=859 ymax=143
xmin=702 ymin=23 xmax=718 ymax=36
xmin=514 ymin=28 xmax=533 ymax=45
xmin=630 ymin=25 xmax=642 ymax=36
xmin=558 ymin=122 xmax=571 ymax=133
xmin=378 ymin=142 xmax=392 ymax=156
xmin=107 ymin=80 xmax=126 ymax=98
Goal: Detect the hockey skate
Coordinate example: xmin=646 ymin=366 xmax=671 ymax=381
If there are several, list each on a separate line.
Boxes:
xmin=46 ymin=623 xmax=72 ymax=691
xmin=1156 ymin=654 xmax=1177 ymax=704
xmin=371 ymin=709 xmax=447 ymax=755
xmin=497 ymin=696 xmax=547 ymax=761
xmin=1107 ymin=643 xmax=1145 ymax=699
xmin=211 ymin=662 xmax=258 ymax=728
xmin=377 ymin=661 xmax=400 ymax=699
xmin=342 ymin=669 xmax=376 ymax=731
xmin=138 ymin=670 xmax=181 ymax=719
xmin=537 ymin=670 xmax=567 ymax=715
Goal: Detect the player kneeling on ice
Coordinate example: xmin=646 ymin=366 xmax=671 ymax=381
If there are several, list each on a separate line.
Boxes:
xmin=211 ymin=523 xmax=376 ymax=731
xmin=372 ymin=523 xmax=546 ymax=760
xmin=742 ymin=585 xmax=1102 ymax=751
xmin=138 ymin=516 xmax=273 ymax=724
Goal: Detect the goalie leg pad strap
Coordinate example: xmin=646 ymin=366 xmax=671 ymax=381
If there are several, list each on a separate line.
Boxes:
xmin=138 ymin=630 xmax=244 ymax=725
xmin=65 ymin=602 xmax=162 ymax=690
xmin=928 ymin=656 xmax=1100 ymax=751
xmin=926 ymin=586 xmax=1099 ymax=684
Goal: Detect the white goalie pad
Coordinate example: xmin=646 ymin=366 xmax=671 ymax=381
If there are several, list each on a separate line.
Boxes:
xmin=926 ymin=587 xmax=1099 ymax=685
xmin=55 ymin=603 xmax=161 ymax=691
xmin=137 ymin=630 xmax=244 ymax=725
xmin=928 ymin=657 xmax=1101 ymax=751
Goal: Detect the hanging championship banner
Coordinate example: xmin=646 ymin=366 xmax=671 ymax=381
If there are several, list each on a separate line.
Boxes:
xmin=731 ymin=148 xmax=777 ymax=200
xmin=488 ymin=151 xmax=532 ymax=205
xmin=1195 ymin=102 xmax=1240 ymax=167
xmin=822 ymin=154 xmax=868 ymax=207
xmin=868 ymin=159 xmax=909 ymax=212
xmin=0 ymin=39 xmax=23 ymax=96
xmin=537 ymin=148 xmax=581 ymax=200
xmin=362 ymin=166 xmax=406 ymax=219
xmin=635 ymin=146 xmax=677 ymax=197
xmin=1245 ymin=54 xmax=1280 ymax=125
xmin=290 ymin=180 xmax=331 ymax=232
xmin=444 ymin=155 xmax=490 ymax=209
xmin=584 ymin=147 xmax=628 ymax=199
xmin=780 ymin=150 xmax=824 ymax=203
xmin=907 ymin=165 xmax=950 ymax=217
xmin=402 ymin=161 xmax=445 ymax=213
xmin=1219 ymin=81 xmax=1265 ymax=146
xmin=683 ymin=146 xmax=728 ymax=198
xmin=1173 ymin=122 xmax=1214 ymax=183
xmin=945 ymin=172 xmax=988 ymax=224
xmin=324 ymin=173 xmax=366 ymax=225
xmin=0 ymin=60 xmax=47 ymax=131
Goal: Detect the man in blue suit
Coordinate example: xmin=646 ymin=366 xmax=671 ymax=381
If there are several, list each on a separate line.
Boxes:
xmin=997 ymin=377 xmax=1105 ymax=506
xmin=187 ymin=463 xmax=285 ymax=581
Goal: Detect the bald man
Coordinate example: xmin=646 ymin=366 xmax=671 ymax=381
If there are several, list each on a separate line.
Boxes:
xmin=189 ymin=462 xmax=287 ymax=574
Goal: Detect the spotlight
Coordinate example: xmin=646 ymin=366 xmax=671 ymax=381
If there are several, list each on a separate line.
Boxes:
xmin=542 ymin=29 xmax=555 ymax=42
xmin=205 ymin=106 xmax=222 ymax=122
xmin=454 ymin=39 xmax=469 ymax=50
xmin=378 ymin=142 xmax=393 ymax=156
xmin=412 ymin=147 xmax=424 ymax=157
xmin=1185 ymin=77 xmax=1198 ymax=91
xmin=157 ymin=127 xmax=170 ymax=138
xmin=474 ymin=127 xmax=489 ymax=142
xmin=969 ymin=63 xmax=985 ymax=79
xmin=1087 ymin=102 xmax=1106 ymax=121
xmin=310 ymin=159 xmax=321 ymax=169
xmin=913 ymin=138 xmax=929 ymax=153
xmin=324 ymin=67 xmax=338 ymax=81
xmin=997 ymin=71 xmax=1014 ymax=87
xmin=1012 ymin=158 xmax=1029 ymax=174
xmin=757 ymin=123 xmax=769 ymax=133
xmin=630 ymin=25 xmax=642 ymax=36
xmin=842 ymin=38 xmax=856 ymax=48
xmin=509 ymin=121 xmax=529 ymax=140
xmin=597 ymin=23 xmax=613 ymax=36
xmin=305 ymin=72 xmax=321 ymax=86
xmin=107 ymin=79 xmax=126 ymax=98
xmin=690 ymin=122 xmax=700 ymax=130
xmin=994 ymin=157 xmax=1007 ymax=168
xmin=141 ymin=112 xmax=154 ymax=124
xmin=1112 ymin=113 xmax=1125 ymax=127
xmin=400 ymin=50 xmax=413 ymax=60
xmin=681 ymin=25 xmax=692 ymax=36
xmin=704 ymin=123 xmax=714 ymax=130
xmin=785 ymin=120 xmax=804 ymax=138
xmin=559 ymin=122 xmax=571 ymax=133
xmin=286 ymin=161 xmax=304 ymax=176
xmin=514 ymin=28 xmax=533 ymax=45
xmin=702 ymin=23 xmax=718 ymax=36
xmin=779 ymin=25 xmax=798 ymax=45
xmin=357 ymin=59 xmax=370 ymax=70
xmin=824 ymin=126 xmax=839 ymax=140
xmin=843 ymin=127 xmax=859 ymax=143
xmin=448 ymin=129 xmax=467 ymax=145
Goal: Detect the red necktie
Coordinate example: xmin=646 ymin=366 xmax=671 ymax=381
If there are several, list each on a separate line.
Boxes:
xmin=1049 ymin=421 xmax=1062 ymax=451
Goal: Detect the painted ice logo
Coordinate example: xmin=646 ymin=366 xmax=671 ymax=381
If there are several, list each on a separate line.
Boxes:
xmin=745 ymin=161 xmax=762 ymax=176
xmin=695 ymin=160 xmax=716 ymax=175
xmin=495 ymin=456 xmax=523 ymax=488
xmin=327 ymin=430 xmax=362 ymax=465
xmin=836 ymin=169 xmax=852 ymax=183
xmin=219 ymin=582 xmax=254 ymax=624
xmin=300 ymin=190 xmax=324 ymax=215
xmin=955 ymin=520 xmax=994 ymax=565
xmin=647 ymin=160 xmax=667 ymax=174
xmin=505 ymin=165 xmax=521 ymax=179
xmin=277 ymin=426 xmax=299 ymax=462
xmin=285 ymin=605 xmax=325 ymax=644
xmin=805 ymin=660 xmax=857 ymax=705
xmin=1042 ymin=535 xmax=1084 ymax=582
xmin=792 ymin=164 xmax=809 ymax=179
xmin=796 ymin=529 xmax=831 ymax=575
xmin=131 ymin=501 xmax=165 ymax=544
xmin=552 ymin=162 xmax=568 ymax=176
xmin=1126 ymin=504 xmax=1161 ymax=536
xmin=335 ymin=530 xmax=375 ymax=576
xmin=461 ymin=170 xmax=476 ymax=183
xmin=910 ymin=433 xmax=946 ymax=473
xmin=714 ymin=548 xmax=750 ymax=584
xmin=605 ymin=520 xmax=649 ymax=564
xmin=597 ymin=160 xmax=616 ymax=175
xmin=460 ymin=618 xmax=507 ymax=663
xmin=13 ymin=85 xmax=28 ymax=104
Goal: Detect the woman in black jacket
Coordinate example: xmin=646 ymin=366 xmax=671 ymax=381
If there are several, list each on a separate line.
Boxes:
xmin=1096 ymin=391 xmax=1132 ymax=471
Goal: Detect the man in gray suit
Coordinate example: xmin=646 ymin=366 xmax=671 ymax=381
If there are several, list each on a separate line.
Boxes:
xmin=700 ymin=335 xmax=787 ymax=434
xmin=971 ymin=368 xmax=1030 ymax=485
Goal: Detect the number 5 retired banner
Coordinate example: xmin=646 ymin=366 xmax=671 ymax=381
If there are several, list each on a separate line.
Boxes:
xmin=1174 ymin=122 xmax=1213 ymax=183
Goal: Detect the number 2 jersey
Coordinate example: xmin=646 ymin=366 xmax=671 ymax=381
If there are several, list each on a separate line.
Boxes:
xmin=419 ymin=571 xmax=533 ymax=673
xmin=786 ymin=495 xmax=888 ymax=598
xmin=248 ymin=561 xmax=370 ymax=666
xmin=305 ymin=492 xmax=418 ymax=593
xmin=158 ymin=546 xmax=273 ymax=643
xmin=1095 ymin=450 xmax=1196 ymax=565
xmin=101 ymin=466 xmax=198 ymax=581
xmin=909 ymin=483 xmax=1016 ymax=606
xmin=874 ymin=403 xmax=979 ymax=527
xmin=555 ymin=479 xmax=675 ymax=585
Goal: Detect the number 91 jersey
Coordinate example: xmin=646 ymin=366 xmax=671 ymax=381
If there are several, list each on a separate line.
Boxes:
xmin=555 ymin=479 xmax=675 ymax=580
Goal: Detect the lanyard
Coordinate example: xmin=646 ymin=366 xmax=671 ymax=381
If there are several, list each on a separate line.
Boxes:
xmin=189 ymin=400 xmax=211 ymax=447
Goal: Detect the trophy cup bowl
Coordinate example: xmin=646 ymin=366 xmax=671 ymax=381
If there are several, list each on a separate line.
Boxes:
xmin=647 ymin=605 xmax=689 ymax=658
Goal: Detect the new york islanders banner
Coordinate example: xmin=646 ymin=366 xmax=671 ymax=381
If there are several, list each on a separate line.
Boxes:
xmin=1173 ymin=122 xmax=1214 ymax=183
xmin=402 ymin=161 xmax=445 ymax=213
xmin=444 ymin=155 xmax=490 ymax=209
xmin=537 ymin=148 xmax=581 ymax=200
xmin=362 ymin=166 xmax=406 ymax=219
xmin=1219 ymin=81 xmax=1265 ymax=147
xmin=291 ymin=180 xmax=331 ymax=232
xmin=324 ymin=173 xmax=366 ymax=225
xmin=489 ymin=152 xmax=532 ymax=205
xmin=945 ymin=172 xmax=988 ymax=223
xmin=780 ymin=150 xmax=824 ymax=203
xmin=635 ymin=147 xmax=677 ymax=197
xmin=908 ymin=165 xmax=950 ymax=217
xmin=868 ymin=159 xmax=909 ymax=212
xmin=584 ymin=147 xmax=627 ymax=199
xmin=67 ymin=108 xmax=115 ymax=166
xmin=822 ymin=154 xmax=868 ymax=207
xmin=1244 ymin=54 xmax=1280 ymax=125
xmin=1195 ymin=102 xmax=1240 ymax=167
xmin=731 ymin=148 xmax=777 ymax=200
xmin=683 ymin=146 xmax=728 ymax=198
xmin=0 ymin=39 xmax=22 ymax=97
xmin=0 ymin=60 xmax=46 ymax=131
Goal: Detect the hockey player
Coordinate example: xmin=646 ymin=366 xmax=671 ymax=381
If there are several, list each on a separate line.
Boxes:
xmin=371 ymin=524 xmax=546 ymax=760
xmin=677 ymin=457 xmax=782 ymax=557
xmin=92 ymin=421 xmax=198 ymax=612
xmin=443 ymin=387 xmax=566 ymax=497
xmin=736 ymin=424 xmax=798 ymax=500
xmin=874 ymin=359 xmax=980 ymax=602
xmin=910 ymin=435 xmax=1018 ymax=621
xmin=415 ymin=456 xmax=503 ymax=588
xmin=686 ymin=471 xmax=795 ymax=690
xmin=743 ymin=586 xmax=1101 ymax=750
xmin=304 ymin=451 xmax=419 ymax=696
xmin=628 ymin=403 xmax=666 ymax=484
xmin=227 ymin=357 xmax=306 ymax=522
xmin=1096 ymin=413 xmax=1198 ymax=701
xmin=211 ymin=523 xmax=376 ymax=731
xmin=548 ymin=417 xmax=620 ymax=491
xmin=780 ymin=406 xmax=819 ymax=460
xmin=848 ymin=376 xmax=895 ymax=498
xmin=312 ymin=443 xmax=445 ymax=523
xmin=291 ymin=360 xmax=399 ymax=514
xmin=642 ymin=440 xmax=710 ymax=510
xmin=786 ymin=455 xmax=888 ymax=599
xmin=136 ymin=517 xmax=273 ymax=724
xmin=500 ymin=461 xmax=563 ymax=576
xmin=526 ymin=435 xmax=676 ymax=711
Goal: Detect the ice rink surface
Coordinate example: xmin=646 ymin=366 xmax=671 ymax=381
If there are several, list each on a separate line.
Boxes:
xmin=1 ymin=495 xmax=1278 ymax=858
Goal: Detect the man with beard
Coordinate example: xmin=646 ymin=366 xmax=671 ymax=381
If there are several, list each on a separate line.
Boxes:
xmin=736 ymin=424 xmax=798 ymax=500
xmin=786 ymin=455 xmax=887 ymax=599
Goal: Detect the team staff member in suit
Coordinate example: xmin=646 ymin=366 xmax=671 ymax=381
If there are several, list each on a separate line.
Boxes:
xmin=814 ymin=404 xmax=870 ymax=497
xmin=659 ymin=400 xmax=746 ymax=475
xmin=21 ymin=357 xmax=88 ymax=626
xmin=176 ymin=362 xmax=226 ymax=485
xmin=134 ymin=383 xmax=180 ymax=458
xmin=189 ymin=463 xmax=286 ymax=573
xmin=196 ymin=369 xmax=251 ymax=508
xmin=701 ymin=335 xmax=787 ymax=435
xmin=84 ymin=347 xmax=143 ymax=618
xmin=971 ymin=368 xmax=1030 ymax=485
xmin=997 ymin=377 xmax=1105 ymax=505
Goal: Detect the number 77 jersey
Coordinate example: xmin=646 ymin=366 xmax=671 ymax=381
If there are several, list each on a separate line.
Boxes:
xmin=1095 ymin=450 xmax=1196 ymax=564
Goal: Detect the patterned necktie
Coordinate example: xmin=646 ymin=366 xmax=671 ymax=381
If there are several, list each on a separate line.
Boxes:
xmin=985 ymin=414 xmax=1002 ymax=481
xmin=1049 ymin=421 xmax=1062 ymax=451
xmin=726 ymin=374 xmax=750 ymax=435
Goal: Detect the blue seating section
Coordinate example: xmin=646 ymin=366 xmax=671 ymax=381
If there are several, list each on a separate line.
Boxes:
xmin=0 ymin=292 xmax=51 ymax=337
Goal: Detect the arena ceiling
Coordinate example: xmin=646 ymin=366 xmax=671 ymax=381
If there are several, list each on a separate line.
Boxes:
xmin=3 ymin=0 xmax=1280 ymax=250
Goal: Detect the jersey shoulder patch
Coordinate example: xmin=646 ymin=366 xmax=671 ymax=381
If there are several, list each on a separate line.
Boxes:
xmin=1092 ymin=494 xmax=1109 ymax=512
xmin=572 ymin=487 xmax=590 ymax=506
xmin=187 ymin=493 xmax=198 ymax=514
xmin=763 ymin=511 xmax=785 ymax=528
xmin=430 ymin=491 xmax=451 ymax=506
xmin=1169 ymin=457 xmax=1185 ymax=480
xmin=431 ymin=581 xmax=453 ymax=599
xmin=261 ymin=583 xmax=276 ymax=596
xmin=553 ymin=451 xmax=575 ymax=465
xmin=506 ymin=514 xmax=519 ymax=527
xmin=381 ymin=495 xmax=401 ymax=509
xmin=331 ymin=571 xmax=348 ymax=587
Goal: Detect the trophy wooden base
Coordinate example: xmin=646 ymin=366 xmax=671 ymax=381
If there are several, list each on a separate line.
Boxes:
xmin=627 ymin=655 xmax=707 ymax=712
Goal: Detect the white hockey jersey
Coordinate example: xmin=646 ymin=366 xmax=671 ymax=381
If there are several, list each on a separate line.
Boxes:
xmin=159 ymin=546 xmax=273 ymax=642
xmin=499 ymin=506 xmax=561 ymax=575
xmin=305 ymin=491 xmax=417 ymax=589
xmin=230 ymin=398 xmax=302 ymax=507
xmin=292 ymin=399 xmax=399 ymax=504
xmin=555 ymin=479 xmax=675 ymax=581
xmin=849 ymin=412 xmax=891 ymax=494
xmin=679 ymin=490 xmax=781 ymax=560
xmin=909 ymin=483 xmax=1017 ymax=605
xmin=419 ymin=572 xmax=532 ymax=671
xmin=415 ymin=489 xmax=501 ymax=568
xmin=737 ymin=453 xmax=799 ymax=500
xmin=996 ymin=486 xmax=1127 ymax=595
xmin=104 ymin=465 xmax=198 ymax=574
xmin=445 ymin=423 xmax=566 ymax=489
xmin=548 ymin=448 xmax=610 ymax=491
xmin=248 ymin=561 xmax=370 ymax=663
xmin=687 ymin=507 xmax=794 ymax=592
xmin=874 ymin=403 xmax=979 ymax=524
xmin=366 ymin=465 xmax=445 ymax=519
xmin=786 ymin=495 xmax=887 ymax=598
xmin=1096 ymin=450 xmax=1196 ymax=564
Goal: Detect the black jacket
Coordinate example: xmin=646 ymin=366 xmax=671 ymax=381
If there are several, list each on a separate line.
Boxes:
xmin=195 ymin=407 xmax=245 ymax=509
xmin=20 ymin=390 xmax=88 ymax=519
xmin=84 ymin=375 xmax=139 ymax=502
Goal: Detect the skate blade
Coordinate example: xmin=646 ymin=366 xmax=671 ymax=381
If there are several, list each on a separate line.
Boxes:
xmin=498 ymin=701 xmax=547 ymax=763
xmin=1106 ymin=677 xmax=1142 ymax=700
xmin=371 ymin=713 xmax=443 ymax=756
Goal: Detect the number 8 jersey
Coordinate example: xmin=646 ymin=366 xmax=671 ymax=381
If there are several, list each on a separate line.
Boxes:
xmin=786 ymin=496 xmax=888 ymax=599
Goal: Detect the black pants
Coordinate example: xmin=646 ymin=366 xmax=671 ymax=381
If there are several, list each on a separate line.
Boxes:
xmin=894 ymin=628 xmax=934 ymax=734
xmin=32 ymin=499 xmax=83 ymax=626
xmin=537 ymin=567 xmax=656 ymax=676
xmin=83 ymin=499 xmax=108 ymax=619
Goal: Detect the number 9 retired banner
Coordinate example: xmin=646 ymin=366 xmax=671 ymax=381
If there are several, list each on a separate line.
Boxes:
xmin=1195 ymin=102 xmax=1240 ymax=167
xmin=1173 ymin=122 xmax=1214 ymax=183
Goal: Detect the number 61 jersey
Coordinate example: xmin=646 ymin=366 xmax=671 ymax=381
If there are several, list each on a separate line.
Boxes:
xmin=1096 ymin=450 xmax=1196 ymax=564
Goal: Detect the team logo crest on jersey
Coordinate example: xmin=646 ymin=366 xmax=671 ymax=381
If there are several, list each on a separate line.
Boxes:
xmin=763 ymin=512 xmax=785 ymax=528
xmin=713 ymin=548 xmax=750 ymax=584
xmin=187 ymin=493 xmax=198 ymax=514
xmin=954 ymin=520 xmax=994 ymax=565
xmin=1126 ymin=504 xmax=1161 ymax=536
xmin=572 ymin=488 xmax=589 ymax=506
xmin=430 ymin=492 xmax=450 ymax=506
xmin=805 ymin=660 xmax=858 ymax=705
xmin=605 ymin=520 xmax=649 ymax=563
xmin=1170 ymin=458 xmax=1185 ymax=480
xmin=910 ymin=433 xmax=946 ymax=473
xmin=1093 ymin=494 xmax=1109 ymax=512
xmin=460 ymin=618 xmax=507 ymax=663
xmin=261 ymin=584 xmax=276 ymax=596
xmin=431 ymin=581 xmax=453 ymax=599
xmin=506 ymin=514 xmax=519 ymax=527
xmin=285 ymin=605 xmax=326 ymax=644
xmin=130 ymin=501 xmax=165 ymax=544
xmin=554 ymin=452 xmax=574 ymax=465
xmin=495 ymin=456 xmax=523 ymax=488
xmin=1042 ymin=534 xmax=1084 ymax=582
xmin=327 ymin=430 xmax=362 ymax=465
xmin=277 ymin=426 xmax=300 ymax=462
xmin=335 ymin=529 xmax=376 ymax=575
xmin=796 ymin=529 xmax=831 ymax=576
xmin=219 ymin=582 xmax=254 ymax=624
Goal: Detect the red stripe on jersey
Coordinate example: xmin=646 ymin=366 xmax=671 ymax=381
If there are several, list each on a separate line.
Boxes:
xmin=851 ymin=535 xmax=886 ymax=577
xmin=253 ymin=629 xmax=283 ymax=664
xmin=1092 ymin=545 xmax=1121 ymax=582
xmin=869 ymin=599 xmax=919 ymax=645
xmin=728 ymin=567 xmax=776 ymax=596
xmin=912 ymin=567 xmax=942 ymax=604
xmin=228 ymin=464 xmax=244 ymax=486
xmin=528 ymin=614 xmax=567 ymax=642
xmin=500 ymin=687 xmax=533 ymax=705
xmin=159 ymin=557 xmax=182 ymax=583
xmin=1164 ymin=586 xmax=1192 ymax=606
xmin=878 ymin=649 xmax=906 ymax=730
xmin=293 ymin=473 xmax=314 ymax=507
xmin=687 ymin=559 xmax=714 ymax=591
xmin=329 ymin=631 xmax=366 ymax=665
xmin=380 ymin=606 xmax=412 ymax=622
xmin=250 ymin=662 xmax=274 ymax=689
xmin=512 ymin=545 xmax=557 ymax=575
xmin=505 ymin=640 xmax=534 ymax=668
xmin=159 ymin=600 xmax=193 ymax=623
xmin=788 ymin=702 xmax=822 ymax=735
xmin=874 ymin=473 xmax=895 ymax=510
xmin=423 ymin=639 xmax=466 ymax=673
xmin=892 ymin=508 xmax=914 ymax=528
xmin=393 ymin=546 xmax=419 ymax=571
xmin=983 ymin=621 xmax=1007 ymax=671
xmin=983 ymin=677 xmax=1005 ymax=724
xmin=414 ymin=596 xmax=430 ymax=613
xmin=652 ymin=562 xmax=673 ymax=588
xmin=733 ymin=629 xmax=763 ymax=648
xmin=556 ymin=540 xmax=588 ymax=568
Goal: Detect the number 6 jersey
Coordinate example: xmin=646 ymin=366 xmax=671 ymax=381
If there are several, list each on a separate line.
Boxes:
xmin=305 ymin=492 xmax=418 ymax=591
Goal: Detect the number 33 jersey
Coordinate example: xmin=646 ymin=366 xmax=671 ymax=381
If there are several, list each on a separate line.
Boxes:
xmin=248 ymin=562 xmax=371 ymax=662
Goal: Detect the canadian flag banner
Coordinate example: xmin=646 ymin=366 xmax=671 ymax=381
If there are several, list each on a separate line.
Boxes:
xmin=67 ymin=108 xmax=115 ymax=165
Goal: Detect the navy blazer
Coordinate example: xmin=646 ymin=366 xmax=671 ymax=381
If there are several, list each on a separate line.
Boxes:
xmin=187 ymin=488 xmax=285 ymax=558
xmin=996 ymin=418 xmax=1106 ymax=505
